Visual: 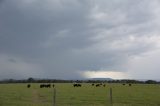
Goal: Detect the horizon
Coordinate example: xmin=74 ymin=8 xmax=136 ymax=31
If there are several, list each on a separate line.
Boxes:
xmin=1 ymin=77 xmax=160 ymax=82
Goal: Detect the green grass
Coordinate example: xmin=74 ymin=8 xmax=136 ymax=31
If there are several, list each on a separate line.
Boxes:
xmin=0 ymin=83 xmax=160 ymax=106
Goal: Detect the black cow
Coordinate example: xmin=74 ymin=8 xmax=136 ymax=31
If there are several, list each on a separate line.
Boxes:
xmin=46 ymin=84 xmax=51 ymax=88
xmin=96 ymin=84 xmax=100 ymax=87
xmin=27 ymin=84 xmax=31 ymax=88
xmin=52 ymin=84 xmax=55 ymax=88
xmin=40 ymin=84 xmax=51 ymax=88
xmin=40 ymin=84 xmax=44 ymax=88
xmin=73 ymin=84 xmax=82 ymax=87
xmin=73 ymin=84 xmax=77 ymax=87
xmin=129 ymin=84 xmax=132 ymax=86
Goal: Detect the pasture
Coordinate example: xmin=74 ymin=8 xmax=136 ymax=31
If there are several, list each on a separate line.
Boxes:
xmin=0 ymin=83 xmax=160 ymax=106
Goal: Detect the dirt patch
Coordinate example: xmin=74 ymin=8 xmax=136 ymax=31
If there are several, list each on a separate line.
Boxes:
xmin=32 ymin=90 xmax=40 ymax=103
xmin=32 ymin=89 xmax=46 ymax=104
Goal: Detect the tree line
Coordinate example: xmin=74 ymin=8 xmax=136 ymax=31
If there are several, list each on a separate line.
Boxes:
xmin=0 ymin=78 xmax=159 ymax=84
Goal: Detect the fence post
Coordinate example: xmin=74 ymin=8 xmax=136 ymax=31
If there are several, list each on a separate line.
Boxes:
xmin=109 ymin=88 xmax=113 ymax=106
xmin=53 ymin=88 xmax=56 ymax=106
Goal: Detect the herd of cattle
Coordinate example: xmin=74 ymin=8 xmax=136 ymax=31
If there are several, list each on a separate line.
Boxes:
xmin=27 ymin=84 xmax=55 ymax=88
xmin=27 ymin=83 xmax=132 ymax=88
xmin=40 ymin=84 xmax=55 ymax=88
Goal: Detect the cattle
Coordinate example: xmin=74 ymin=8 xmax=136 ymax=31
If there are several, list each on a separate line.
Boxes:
xmin=92 ymin=83 xmax=94 ymax=86
xmin=78 ymin=84 xmax=82 ymax=87
xmin=40 ymin=84 xmax=43 ymax=88
xmin=73 ymin=84 xmax=76 ymax=87
xmin=52 ymin=84 xmax=55 ymax=88
xmin=46 ymin=84 xmax=51 ymax=88
xmin=40 ymin=84 xmax=51 ymax=88
xmin=129 ymin=84 xmax=132 ymax=86
xmin=27 ymin=84 xmax=31 ymax=88
xmin=122 ymin=83 xmax=126 ymax=86
xmin=96 ymin=84 xmax=100 ymax=87
xmin=73 ymin=83 xmax=82 ymax=87
xmin=94 ymin=83 xmax=106 ymax=87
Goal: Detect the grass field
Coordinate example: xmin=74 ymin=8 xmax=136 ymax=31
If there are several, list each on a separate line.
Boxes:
xmin=0 ymin=83 xmax=160 ymax=106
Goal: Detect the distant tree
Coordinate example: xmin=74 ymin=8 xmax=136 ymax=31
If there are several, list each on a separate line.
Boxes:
xmin=145 ymin=80 xmax=157 ymax=84
xmin=27 ymin=77 xmax=35 ymax=83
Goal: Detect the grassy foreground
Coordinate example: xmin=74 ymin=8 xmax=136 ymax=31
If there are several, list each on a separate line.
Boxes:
xmin=0 ymin=83 xmax=160 ymax=106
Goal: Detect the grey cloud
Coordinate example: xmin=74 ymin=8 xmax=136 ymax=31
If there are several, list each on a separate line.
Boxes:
xmin=0 ymin=0 xmax=160 ymax=79
xmin=0 ymin=54 xmax=44 ymax=79
xmin=8 ymin=58 xmax=17 ymax=63
xmin=0 ymin=0 xmax=92 ymax=58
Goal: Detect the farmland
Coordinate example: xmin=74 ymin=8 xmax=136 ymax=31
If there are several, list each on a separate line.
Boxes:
xmin=0 ymin=83 xmax=160 ymax=106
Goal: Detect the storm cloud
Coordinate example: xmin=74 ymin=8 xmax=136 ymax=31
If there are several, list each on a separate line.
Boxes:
xmin=0 ymin=0 xmax=160 ymax=80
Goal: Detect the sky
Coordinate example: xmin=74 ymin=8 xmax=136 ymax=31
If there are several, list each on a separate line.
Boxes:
xmin=0 ymin=0 xmax=160 ymax=80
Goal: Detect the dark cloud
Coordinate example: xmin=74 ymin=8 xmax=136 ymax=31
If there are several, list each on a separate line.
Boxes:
xmin=8 ymin=58 xmax=17 ymax=63
xmin=0 ymin=0 xmax=92 ymax=58
xmin=0 ymin=0 xmax=160 ymax=79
